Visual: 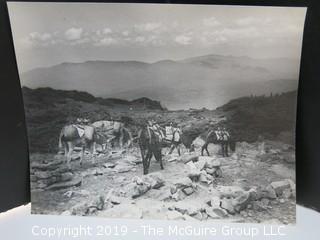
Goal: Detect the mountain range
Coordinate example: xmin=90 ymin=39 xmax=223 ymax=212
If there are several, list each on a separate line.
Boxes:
xmin=21 ymin=54 xmax=300 ymax=110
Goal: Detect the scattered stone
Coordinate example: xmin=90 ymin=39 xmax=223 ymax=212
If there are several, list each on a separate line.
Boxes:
xmin=147 ymin=187 xmax=172 ymax=201
xmin=125 ymin=182 xmax=150 ymax=198
xmin=63 ymin=190 xmax=74 ymax=198
xmin=220 ymin=199 xmax=235 ymax=215
xmin=172 ymin=201 xmax=204 ymax=216
xmin=282 ymin=188 xmax=292 ymax=199
xmin=183 ymin=154 xmax=199 ymax=164
xmin=115 ymin=164 xmax=133 ymax=173
xmin=199 ymin=172 xmax=212 ymax=184
xmin=61 ymin=210 xmax=72 ymax=216
xmin=205 ymin=167 xmax=216 ymax=175
xmin=270 ymin=180 xmax=291 ymax=196
xmin=143 ymin=172 xmax=165 ymax=189
xmin=194 ymin=159 xmax=207 ymax=171
xmin=103 ymin=162 xmax=116 ymax=168
xmin=205 ymin=207 xmax=222 ymax=219
xmin=182 ymin=187 xmax=194 ymax=196
xmin=210 ymin=197 xmax=221 ymax=208
xmin=173 ymin=177 xmax=193 ymax=189
xmin=166 ymin=210 xmax=185 ymax=221
xmin=172 ymin=189 xmax=188 ymax=201
xmin=70 ymin=195 xmax=105 ymax=216
xmin=205 ymin=159 xmax=221 ymax=168
xmin=262 ymin=185 xmax=277 ymax=199
xmin=218 ymin=186 xmax=245 ymax=198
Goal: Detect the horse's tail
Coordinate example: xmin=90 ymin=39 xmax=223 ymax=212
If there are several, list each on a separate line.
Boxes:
xmin=58 ymin=128 xmax=64 ymax=149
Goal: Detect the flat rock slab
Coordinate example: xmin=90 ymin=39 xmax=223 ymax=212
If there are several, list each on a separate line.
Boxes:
xmin=46 ymin=177 xmax=82 ymax=191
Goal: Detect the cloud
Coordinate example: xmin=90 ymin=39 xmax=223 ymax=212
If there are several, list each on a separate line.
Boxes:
xmin=95 ymin=37 xmax=116 ymax=46
xmin=174 ymin=35 xmax=192 ymax=45
xmin=202 ymin=17 xmax=221 ymax=27
xmin=65 ymin=27 xmax=83 ymax=40
xmin=102 ymin=28 xmax=112 ymax=34
xmin=20 ymin=32 xmax=53 ymax=47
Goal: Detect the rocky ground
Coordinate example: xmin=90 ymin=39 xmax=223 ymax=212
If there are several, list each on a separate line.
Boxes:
xmin=30 ymin=138 xmax=296 ymax=224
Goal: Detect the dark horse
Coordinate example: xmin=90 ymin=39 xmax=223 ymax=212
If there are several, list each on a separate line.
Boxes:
xmin=201 ymin=130 xmax=236 ymax=157
xmin=138 ymin=126 xmax=164 ymax=175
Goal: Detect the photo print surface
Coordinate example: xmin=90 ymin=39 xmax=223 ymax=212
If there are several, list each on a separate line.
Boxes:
xmin=8 ymin=2 xmax=306 ymax=223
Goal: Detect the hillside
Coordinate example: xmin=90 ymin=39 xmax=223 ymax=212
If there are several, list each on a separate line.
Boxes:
xmin=218 ymin=91 xmax=297 ymax=144
xmin=22 ymin=87 xmax=296 ymax=153
xmin=20 ymin=54 xmax=299 ymax=110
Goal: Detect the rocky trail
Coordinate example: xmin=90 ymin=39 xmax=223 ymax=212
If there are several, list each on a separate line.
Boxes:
xmin=30 ymin=139 xmax=296 ymax=224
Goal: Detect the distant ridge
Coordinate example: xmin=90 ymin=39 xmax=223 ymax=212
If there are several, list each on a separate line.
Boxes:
xmin=21 ymin=54 xmax=299 ymax=110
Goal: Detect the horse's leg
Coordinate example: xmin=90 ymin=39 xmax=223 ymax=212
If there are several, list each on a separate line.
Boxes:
xmin=177 ymin=143 xmax=181 ymax=156
xmin=221 ymin=143 xmax=226 ymax=157
xmin=168 ymin=143 xmax=175 ymax=154
xmin=157 ymin=149 xmax=164 ymax=170
xmin=119 ymin=129 xmax=124 ymax=149
xmin=91 ymin=141 xmax=96 ymax=164
xmin=201 ymin=143 xmax=206 ymax=156
xmin=67 ymin=142 xmax=73 ymax=169
xmin=144 ymin=150 xmax=152 ymax=175
xmin=64 ymin=142 xmax=68 ymax=158
xmin=80 ymin=144 xmax=85 ymax=167
xmin=225 ymin=142 xmax=229 ymax=157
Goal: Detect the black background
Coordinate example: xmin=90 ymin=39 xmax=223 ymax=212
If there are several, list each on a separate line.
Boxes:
xmin=1 ymin=0 xmax=319 ymax=213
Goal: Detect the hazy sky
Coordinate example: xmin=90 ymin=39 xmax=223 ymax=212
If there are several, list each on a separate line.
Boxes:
xmin=8 ymin=3 xmax=306 ymax=72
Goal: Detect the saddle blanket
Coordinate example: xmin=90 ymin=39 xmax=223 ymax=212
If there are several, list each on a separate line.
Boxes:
xmin=73 ymin=125 xmax=85 ymax=137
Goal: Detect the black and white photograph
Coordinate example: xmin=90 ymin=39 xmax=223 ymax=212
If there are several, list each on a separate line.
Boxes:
xmin=8 ymin=2 xmax=306 ymax=223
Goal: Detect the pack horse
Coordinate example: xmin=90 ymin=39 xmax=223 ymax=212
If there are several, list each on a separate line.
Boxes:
xmin=59 ymin=124 xmax=96 ymax=168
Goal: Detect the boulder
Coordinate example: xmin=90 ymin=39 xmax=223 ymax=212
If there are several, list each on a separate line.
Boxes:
xmin=186 ymin=161 xmax=201 ymax=181
xmin=194 ymin=159 xmax=207 ymax=171
xmin=172 ymin=189 xmax=186 ymax=201
xmin=103 ymin=162 xmax=116 ymax=168
xmin=124 ymin=155 xmax=142 ymax=165
xmin=182 ymin=154 xmax=199 ymax=164
xmin=232 ymin=191 xmax=251 ymax=212
xmin=182 ymin=187 xmax=194 ymax=196
xmin=115 ymin=164 xmax=134 ymax=173
xmin=210 ymin=197 xmax=221 ymax=208
xmin=173 ymin=177 xmax=193 ymax=189
xmin=262 ymin=185 xmax=277 ymax=199
xmin=270 ymin=180 xmax=291 ymax=196
xmin=143 ymin=172 xmax=165 ymax=189
xmin=125 ymin=182 xmax=150 ymax=198
xmin=205 ymin=159 xmax=221 ymax=169
xmin=60 ymin=172 xmax=74 ymax=182
xmin=70 ymin=195 xmax=105 ymax=216
xmin=205 ymin=207 xmax=222 ymax=219
xmin=147 ymin=187 xmax=172 ymax=201
xmin=199 ymin=172 xmax=213 ymax=184
xmin=220 ymin=199 xmax=236 ymax=215
xmin=210 ymin=208 xmax=228 ymax=218
xmin=172 ymin=201 xmax=204 ymax=216
xmin=205 ymin=168 xmax=216 ymax=175
xmin=217 ymin=186 xmax=245 ymax=198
